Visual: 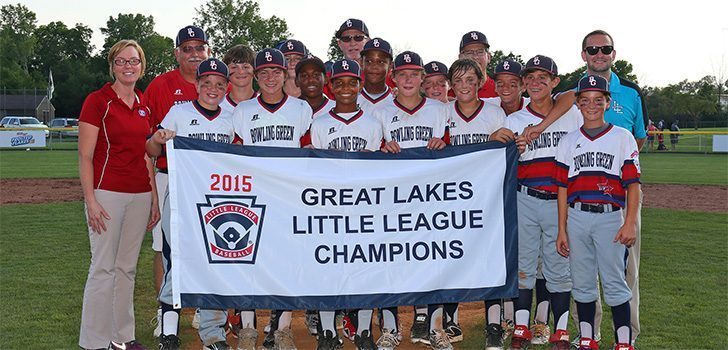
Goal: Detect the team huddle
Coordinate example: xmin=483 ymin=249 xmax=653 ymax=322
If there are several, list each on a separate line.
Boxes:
xmin=132 ymin=18 xmax=646 ymax=350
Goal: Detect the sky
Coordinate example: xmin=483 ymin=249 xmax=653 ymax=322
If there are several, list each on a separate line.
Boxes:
xmin=20 ymin=0 xmax=728 ymax=87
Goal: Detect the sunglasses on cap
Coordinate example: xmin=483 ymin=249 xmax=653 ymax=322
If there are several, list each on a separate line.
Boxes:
xmin=584 ymin=45 xmax=614 ymax=55
xmin=340 ymin=34 xmax=367 ymax=43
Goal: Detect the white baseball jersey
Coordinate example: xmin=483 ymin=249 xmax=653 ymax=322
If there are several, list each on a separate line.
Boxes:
xmin=446 ymin=99 xmax=507 ymax=146
xmin=160 ymin=102 xmax=235 ymax=144
xmin=504 ymin=104 xmax=583 ymax=193
xmin=483 ymin=96 xmax=530 ymax=114
xmin=220 ymin=92 xmax=259 ymax=115
xmin=357 ymin=87 xmax=394 ymax=112
xmin=555 ymin=124 xmax=641 ymax=208
xmin=373 ymin=97 xmax=448 ymax=149
xmin=310 ymin=97 xmax=336 ymax=120
xmin=311 ymin=109 xmax=383 ymax=152
xmin=231 ymin=94 xmax=313 ymax=148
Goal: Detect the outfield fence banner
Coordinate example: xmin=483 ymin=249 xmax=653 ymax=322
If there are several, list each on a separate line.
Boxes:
xmin=167 ymin=136 xmax=518 ymax=310
xmin=0 ymin=130 xmax=46 ymax=148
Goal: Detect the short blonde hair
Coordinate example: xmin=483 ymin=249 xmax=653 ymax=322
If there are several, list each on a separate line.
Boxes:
xmin=107 ymin=39 xmax=146 ymax=80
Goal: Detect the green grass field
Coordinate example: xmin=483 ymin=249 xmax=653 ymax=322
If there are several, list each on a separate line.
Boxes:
xmin=644 ymin=127 xmax=728 ymax=153
xmin=1 ymin=204 xmax=725 ymax=349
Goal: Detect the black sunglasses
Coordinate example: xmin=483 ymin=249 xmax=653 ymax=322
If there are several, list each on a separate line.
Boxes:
xmin=584 ymin=45 xmax=614 ymax=55
xmin=340 ymin=35 xmax=367 ymax=43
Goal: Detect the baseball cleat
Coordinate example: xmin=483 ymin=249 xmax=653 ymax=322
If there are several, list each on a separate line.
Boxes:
xmin=316 ymin=330 xmax=343 ymax=350
xmin=237 ymin=327 xmax=258 ymax=350
xmin=443 ymin=321 xmax=463 ymax=343
xmin=427 ymin=329 xmax=453 ymax=350
xmin=484 ymin=323 xmax=504 ymax=350
xmin=531 ymin=322 xmax=551 ymax=345
xmin=354 ymin=329 xmax=377 ymax=350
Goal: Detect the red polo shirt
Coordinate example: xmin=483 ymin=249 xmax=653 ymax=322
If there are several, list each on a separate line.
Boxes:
xmin=79 ymin=83 xmax=152 ymax=193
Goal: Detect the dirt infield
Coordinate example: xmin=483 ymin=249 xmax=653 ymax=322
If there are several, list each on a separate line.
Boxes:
xmin=2 ymin=179 xmax=726 ymax=213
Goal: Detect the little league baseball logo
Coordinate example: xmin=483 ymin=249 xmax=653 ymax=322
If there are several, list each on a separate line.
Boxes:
xmin=197 ymin=195 xmax=266 ymax=264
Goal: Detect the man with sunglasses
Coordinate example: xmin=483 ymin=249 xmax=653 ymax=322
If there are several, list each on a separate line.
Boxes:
xmin=143 ymin=25 xmax=211 ymax=340
xmin=336 ymin=18 xmax=369 ymax=65
xmin=521 ymin=29 xmax=646 ymax=347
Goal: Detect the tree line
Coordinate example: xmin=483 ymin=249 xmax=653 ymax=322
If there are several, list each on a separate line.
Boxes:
xmin=1 ymin=1 xmax=726 ymax=127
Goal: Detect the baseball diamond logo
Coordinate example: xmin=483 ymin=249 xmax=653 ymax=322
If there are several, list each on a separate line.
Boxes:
xmin=197 ymin=195 xmax=266 ymax=264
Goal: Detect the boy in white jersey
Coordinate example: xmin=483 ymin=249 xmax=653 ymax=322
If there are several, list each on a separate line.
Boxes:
xmin=221 ymin=44 xmax=257 ymax=114
xmin=309 ymin=59 xmax=384 ymax=350
xmin=147 ymin=58 xmax=236 ymax=350
xmin=502 ymin=55 xmax=582 ymax=350
xmin=485 ymin=59 xmax=529 ymax=115
xmin=295 ymin=55 xmax=335 ymax=120
xmin=488 ymin=58 xmax=553 ymax=345
xmin=372 ymin=50 xmax=450 ymax=350
xmin=358 ymin=38 xmax=394 ymax=111
xmin=231 ymin=48 xmax=312 ymax=148
xmin=444 ymin=58 xmax=506 ymax=146
xmin=422 ymin=61 xmax=451 ymax=103
xmin=377 ymin=51 xmax=447 ymax=153
xmin=554 ymin=75 xmax=639 ymax=350
xmin=230 ymin=48 xmax=312 ymax=350
xmin=280 ymin=39 xmax=308 ymax=97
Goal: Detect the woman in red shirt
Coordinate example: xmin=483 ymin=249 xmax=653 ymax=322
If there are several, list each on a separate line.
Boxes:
xmin=78 ymin=39 xmax=159 ymax=350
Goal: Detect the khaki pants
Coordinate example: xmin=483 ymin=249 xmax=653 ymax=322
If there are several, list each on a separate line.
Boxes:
xmin=79 ymin=190 xmax=151 ymax=349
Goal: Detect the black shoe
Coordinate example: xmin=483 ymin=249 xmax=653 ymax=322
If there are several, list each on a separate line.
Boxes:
xmin=317 ymin=330 xmax=343 ymax=350
xmin=262 ymin=330 xmax=275 ymax=349
xmin=158 ymin=334 xmax=181 ymax=350
xmin=410 ymin=313 xmax=428 ymax=344
xmin=353 ymin=330 xmax=376 ymax=350
xmin=485 ymin=323 xmax=504 ymax=349
xmin=444 ymin=321 xmax=463 ymax=343
xmin=203 ymin=340 xmax=230 ymax=350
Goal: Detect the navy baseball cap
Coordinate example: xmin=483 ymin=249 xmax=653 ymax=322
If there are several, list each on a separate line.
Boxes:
xmin=522 ymin=55 xmax=558 ymax=76
xmin=424 ymin=61 xmax=448 ymax=77
xmin=330 ymin=59 xmax=361 ymax=80
xmin=393 ymin=51 xmax=424 ymax=71
xmin=360 ymin=37 xmax=393 ymax=59
xmin=324 ymin=60 xmax=334 ymax=75
xmin=459 ymin=31 xmax=489 ymax=51
xmin=255 ymin=48 xmax=287 ymax=71
xmin=295 ymin=55 xmax=326 ymax=75
xmin=577 ymin=75 xmax=610 ymax=95
xmin=197 ymin=58 xmax=229 ymax=79
xmin=176 ymin=25 xmax=208 ymax=47
xmin=280 ymin=39 xmax=308 ymax=56
xmin=494 ymin=59 xmax=523 ymax=77
xmin=336 ymin=18 xmax=369 ymax=38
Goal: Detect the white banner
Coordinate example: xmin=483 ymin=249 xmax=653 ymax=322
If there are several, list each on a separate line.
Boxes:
xmin=0 ymin=130 xmax=46 ymax=148
xmin=168 ymin=137 xmax=518 ymax=310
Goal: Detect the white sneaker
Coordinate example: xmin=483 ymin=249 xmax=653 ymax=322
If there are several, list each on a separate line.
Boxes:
xmin=192 ymin=308 xmax=201 ymax=329
xmin=376 ymin=328 xmax=401 ymax=350
xmin=151 ymin=307 xmax=162 ymax=337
